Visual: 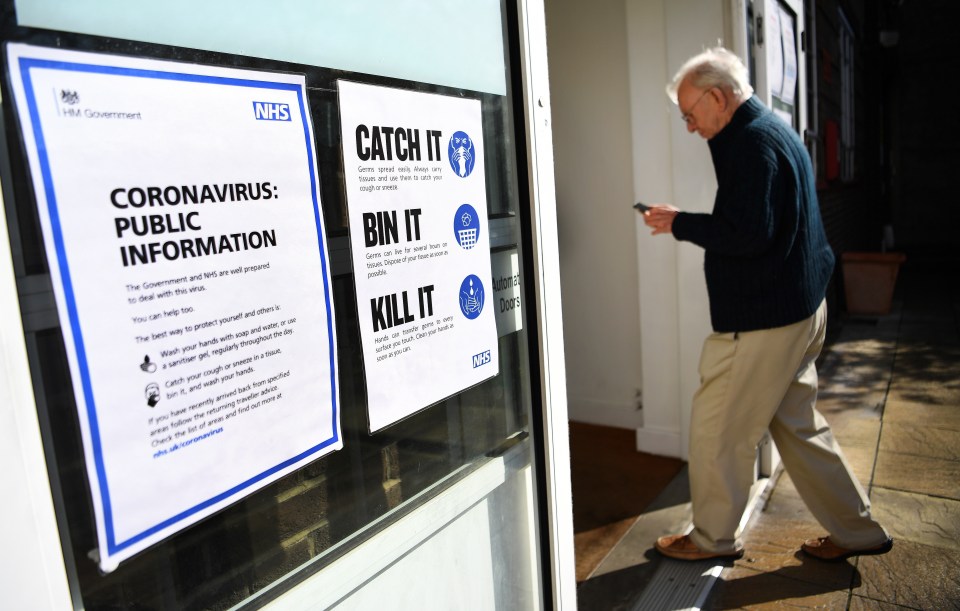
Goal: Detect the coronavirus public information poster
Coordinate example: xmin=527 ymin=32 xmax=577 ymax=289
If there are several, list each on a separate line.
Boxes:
xmin=6 ymin=44 xmax=341 ymax=572
xmin=338 ymin=81 xmax=499 ymax=432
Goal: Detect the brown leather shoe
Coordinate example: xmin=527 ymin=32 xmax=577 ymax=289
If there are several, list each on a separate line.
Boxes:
xmin=801 ymin=536 xmax=893 ymax=562
xmin=655 ymin=534 xmax=744 ymax=561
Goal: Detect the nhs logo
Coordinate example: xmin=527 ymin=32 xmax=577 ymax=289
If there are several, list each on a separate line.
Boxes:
xmin=472 ymin=350 xmax=491 ymax=368
xmin=253 ymin=101 xmax=291 ymax=121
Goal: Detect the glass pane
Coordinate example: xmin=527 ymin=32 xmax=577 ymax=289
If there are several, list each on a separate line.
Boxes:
xmin=771 ymin=1 xmax=799 ymax=130
xmin=0 ymin=0 xmax=538 ymax=607
xmin=14 ymin=0 xmax=507 ymax=95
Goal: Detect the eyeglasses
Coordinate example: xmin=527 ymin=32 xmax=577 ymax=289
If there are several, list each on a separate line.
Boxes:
xmin=680 ymin=88 xmax=712 ymax=124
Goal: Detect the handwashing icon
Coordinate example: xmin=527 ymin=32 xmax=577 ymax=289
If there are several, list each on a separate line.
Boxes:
xmin=140 ymin=355 xmax=157 ymax=373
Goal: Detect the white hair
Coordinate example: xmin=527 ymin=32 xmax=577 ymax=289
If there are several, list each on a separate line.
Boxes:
xmin=665 ymin=47 xmax=754 ymax=104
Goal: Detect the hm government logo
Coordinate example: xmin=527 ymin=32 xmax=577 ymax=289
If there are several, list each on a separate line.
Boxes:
xmin=60 ymin=89 xmax=79 ymax=105
xmin=53 ymin=86 xmax=142 ymax=121
xmin=253 ymin=101 xmax=291 ymax=122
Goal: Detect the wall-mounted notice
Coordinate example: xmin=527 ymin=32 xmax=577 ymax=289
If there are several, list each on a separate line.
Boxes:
xmin=338 ymin=81 xmax=499 ymax=432
xmin=766 ymin=1 xmax=784 ymax=98
xmin=491 ymin=248 xmax=523 ymax=338
xmin=778 ymin=6 xmax=798 ymax=106
xmin=6 ymin=44 xmax=340 ymax=572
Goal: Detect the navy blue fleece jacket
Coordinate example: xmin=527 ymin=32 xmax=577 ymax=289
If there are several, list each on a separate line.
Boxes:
xmin=672 ymin=96 xmax=835 ymax=333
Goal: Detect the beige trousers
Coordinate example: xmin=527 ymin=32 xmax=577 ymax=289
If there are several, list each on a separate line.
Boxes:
xmin=688 ymin=300 xmax=889 ymax=553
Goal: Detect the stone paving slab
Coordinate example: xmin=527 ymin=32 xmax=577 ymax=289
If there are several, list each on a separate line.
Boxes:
xmin=830 ymin=318 xmax=900 ymax=343
xmin=838 ymin=445 xmax=880 ymax=488
xmin=818 ymin=353 xmax=896 ymax=406
xmin=821 ymin=336 xmax=898 ymax=368
xmin=731 ymin=518 xmax=853 ymax=590
xmin=817 ymin=335 xmax=891 ymax=390
xmin=870 ymin=487 xmax=960 ymax=552
xmin=758 ymin=472 xmax=807 ymax=518
xmin=874 ymin=450 xmax=960 ymax=501
xmin=890 ymin=342 xmax=960 ymax=384
xmin=828 ymin=412 xmax=882 ymax=445
xmin=854 ymin=537 xmax=960 ymax=610
xmin=849 ymin=594 xmax=920 ymax=610
xmin=896 ymin=320 xmax=960 ymax=343
xmin=886 ymin=385 xmax=960 ymax=409
xmin=703 ymin=565 xmax=853 ymax=610
xmin=879 ymin=421 xmax=960 ymax=461
xmin=883 ymin=399 xmax=960 ymax=430
xmin=817 ymin=398 xmax=888 ymax=427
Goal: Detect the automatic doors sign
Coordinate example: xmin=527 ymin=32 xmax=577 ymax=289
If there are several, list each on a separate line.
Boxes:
xmin=338 ymin=81 xmax=499 ymax=432
xmin=6 ymin=44 xmax=341 ymax=572
xmin=491 ymin=248 xmax=523 ymax=337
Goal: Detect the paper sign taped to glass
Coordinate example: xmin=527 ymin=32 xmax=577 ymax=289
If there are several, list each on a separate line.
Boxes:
xmin=6 ymin=43 xmax=341 ymax=572
xmin=338 ymin=80 xmax=500 ymax=433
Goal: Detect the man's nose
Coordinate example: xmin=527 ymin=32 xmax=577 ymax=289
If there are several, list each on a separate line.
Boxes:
xmin=686 ymin=122 xmax=696 ymax=133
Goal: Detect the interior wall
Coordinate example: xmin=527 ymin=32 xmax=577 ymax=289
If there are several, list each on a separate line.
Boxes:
xmin=545 ymin=0 xmax=643 ymax=428
xmin=624 ymin=0 xmax=682 ymax=456
xmin=660 ymin=0 xmax=740 ymax=460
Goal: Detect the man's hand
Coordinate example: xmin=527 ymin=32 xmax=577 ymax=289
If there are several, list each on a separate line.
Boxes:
xmin=642 ymin=205 xmax=679 ymax=236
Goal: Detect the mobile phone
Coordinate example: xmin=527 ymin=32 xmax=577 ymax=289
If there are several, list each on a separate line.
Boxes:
xmin=633 ymin=202 xmax=651 ymax=213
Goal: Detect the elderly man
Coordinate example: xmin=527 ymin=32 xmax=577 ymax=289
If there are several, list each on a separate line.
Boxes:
xmin=643 ymin=47 xmax=892 ymax=562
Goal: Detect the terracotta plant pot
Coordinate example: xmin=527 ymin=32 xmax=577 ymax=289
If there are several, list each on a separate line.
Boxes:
xmin=840 ymin=252 xmax=906 ymax=315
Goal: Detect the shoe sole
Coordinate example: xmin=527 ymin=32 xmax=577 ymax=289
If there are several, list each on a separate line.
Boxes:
xmin=802 ymin=537 xmax=894 ymax=562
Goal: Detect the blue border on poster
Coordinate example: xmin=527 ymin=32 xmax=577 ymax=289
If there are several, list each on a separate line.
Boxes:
xmin=16 ymin=56 xmax=339 ymax=558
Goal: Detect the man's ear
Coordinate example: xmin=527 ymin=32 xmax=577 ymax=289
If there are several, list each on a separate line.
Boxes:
xmin=710 ymin=87 xmax=727 ymax=111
